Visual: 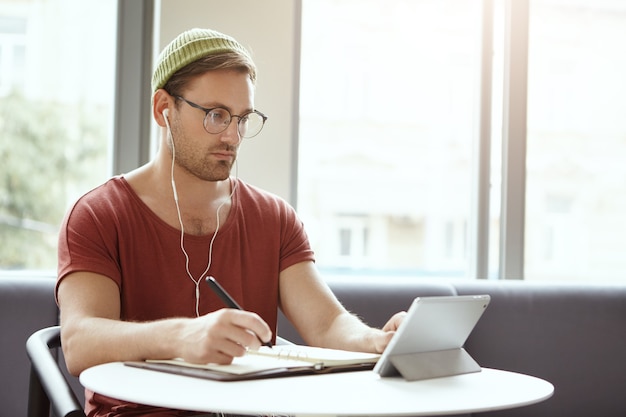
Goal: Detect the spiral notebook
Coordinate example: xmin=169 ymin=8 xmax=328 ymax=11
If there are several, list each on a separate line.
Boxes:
xmin=125 ymin=345 xmax=380 ymax=381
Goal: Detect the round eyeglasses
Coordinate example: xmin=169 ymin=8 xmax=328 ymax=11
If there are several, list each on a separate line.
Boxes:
xmin=175 ymin=96 xmax=268 ymax=138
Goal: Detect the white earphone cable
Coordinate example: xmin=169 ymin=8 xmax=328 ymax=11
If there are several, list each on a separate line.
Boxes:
xmin=165 ymin=112 xmax=237 ymax=317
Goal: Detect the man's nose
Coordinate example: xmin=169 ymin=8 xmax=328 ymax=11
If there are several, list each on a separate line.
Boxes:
xmin=220 ymin=119 xmax=242 ymax=144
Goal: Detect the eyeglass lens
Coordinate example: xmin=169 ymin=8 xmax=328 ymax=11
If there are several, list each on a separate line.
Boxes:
xmin=203 ymin=108 xmax=265 ymax=138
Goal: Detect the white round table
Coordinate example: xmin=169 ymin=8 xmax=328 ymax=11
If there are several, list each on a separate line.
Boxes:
xmin=80 ymin=362 xmax=553 ymax=416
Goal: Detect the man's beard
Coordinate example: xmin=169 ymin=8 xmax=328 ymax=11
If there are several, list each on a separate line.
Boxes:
xmin=168 ymin=119 xmax=238 ymax=182
xmin=177 ymin=153 xmax=235 ymax=182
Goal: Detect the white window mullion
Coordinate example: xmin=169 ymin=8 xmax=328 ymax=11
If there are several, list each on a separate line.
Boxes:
xmin=499 ymin=0 xmax=529 ymax=280
xmin=469 ymin=0 xmax=494 ymax=280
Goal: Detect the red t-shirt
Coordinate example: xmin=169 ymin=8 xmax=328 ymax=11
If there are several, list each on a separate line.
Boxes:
xmin=57 ymin=176 xmax=315 ymax=416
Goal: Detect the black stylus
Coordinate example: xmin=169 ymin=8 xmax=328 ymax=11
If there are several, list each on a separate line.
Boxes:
xmin=205 ymin=276 xmax=273 ymax=348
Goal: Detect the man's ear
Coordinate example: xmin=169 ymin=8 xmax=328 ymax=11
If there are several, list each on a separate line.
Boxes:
xmin=153 ymin=89 xmax=171 ymax=127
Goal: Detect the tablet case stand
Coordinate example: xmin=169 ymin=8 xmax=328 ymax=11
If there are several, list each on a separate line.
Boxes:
xmin=388 ymin=347 xmax=481 ymax=381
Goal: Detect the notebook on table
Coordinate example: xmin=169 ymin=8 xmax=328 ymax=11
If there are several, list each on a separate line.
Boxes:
xmin=126 ymin=345 xmax=380 ymax=381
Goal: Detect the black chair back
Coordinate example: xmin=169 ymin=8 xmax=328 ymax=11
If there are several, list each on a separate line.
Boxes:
xmin=26 ymin=326 xmax=86 ymax=417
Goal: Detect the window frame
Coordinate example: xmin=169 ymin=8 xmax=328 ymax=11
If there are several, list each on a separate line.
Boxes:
xmin=113 ymin=0 xmax=154 ymax=175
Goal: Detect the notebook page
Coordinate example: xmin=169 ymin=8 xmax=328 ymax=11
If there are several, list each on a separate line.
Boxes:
xmin=249 ymin=345 xmax=380 ymax=366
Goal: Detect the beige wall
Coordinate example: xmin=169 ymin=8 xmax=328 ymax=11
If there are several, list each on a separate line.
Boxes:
xmin=155 ymin=0 xmax=300 ymax=203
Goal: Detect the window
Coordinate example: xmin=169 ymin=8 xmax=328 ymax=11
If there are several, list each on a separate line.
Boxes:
xmin=0 ymin=0 xmax=117 ymax=270
xmin=299 ymin=0 xmax=626 ymax=281
xmin=525 ymin=0 xmax=626 ymax=281
xmin=298 ymin=0 xmax=481 ymax=277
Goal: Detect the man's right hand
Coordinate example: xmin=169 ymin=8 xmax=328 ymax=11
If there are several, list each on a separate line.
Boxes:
xmin=177 ymin=308 xmax=272 ymax=365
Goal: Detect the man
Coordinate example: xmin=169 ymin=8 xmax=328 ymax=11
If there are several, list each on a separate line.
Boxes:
xmin=57 ymin=28 xmax=404 ymax=416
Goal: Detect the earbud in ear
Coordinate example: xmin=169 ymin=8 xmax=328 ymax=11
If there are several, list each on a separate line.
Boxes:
xmin=163 ymin=108 xmax=169 ymax=119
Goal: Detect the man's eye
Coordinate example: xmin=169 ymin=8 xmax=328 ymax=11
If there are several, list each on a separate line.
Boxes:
xmin=208 ymin=110 xmax=228 ymax=125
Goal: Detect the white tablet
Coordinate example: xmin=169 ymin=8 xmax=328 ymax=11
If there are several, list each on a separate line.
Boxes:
xmin=373 ymin=294 xmax=491 ymax=379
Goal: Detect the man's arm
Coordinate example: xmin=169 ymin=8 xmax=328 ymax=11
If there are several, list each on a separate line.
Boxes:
xmin=58 ymin=271 xmax=272 ymax=375
xmin=278 ymin=261 xmax=405 ymax=353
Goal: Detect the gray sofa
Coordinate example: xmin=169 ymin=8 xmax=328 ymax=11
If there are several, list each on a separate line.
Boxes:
xmin=2 ymin=273 xmax=625 ymax=417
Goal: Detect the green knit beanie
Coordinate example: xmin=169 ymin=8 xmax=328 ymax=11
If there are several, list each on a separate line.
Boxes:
xmin=151 ymin=28 xmax=252 ymax=93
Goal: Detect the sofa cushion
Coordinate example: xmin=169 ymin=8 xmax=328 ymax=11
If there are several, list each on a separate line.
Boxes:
xmin=456 ymin=280 xmax=626 ymax=417
xmin=0 ymin=274 xmax=58 ymax=417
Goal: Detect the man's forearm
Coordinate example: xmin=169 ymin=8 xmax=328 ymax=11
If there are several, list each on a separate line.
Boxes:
xmin=61 ymin=316 xmax=187 ymax=375
xmin=320 ymin=312 xmax=386 ymax=353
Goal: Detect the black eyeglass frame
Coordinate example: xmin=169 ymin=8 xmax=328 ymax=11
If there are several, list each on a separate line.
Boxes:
xmin=174 ymin=95 xmax=268 ymax=138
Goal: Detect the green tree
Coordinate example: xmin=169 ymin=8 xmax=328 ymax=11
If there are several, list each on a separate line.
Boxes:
xmin=0 ymin=92 xmax=108 ymax=269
